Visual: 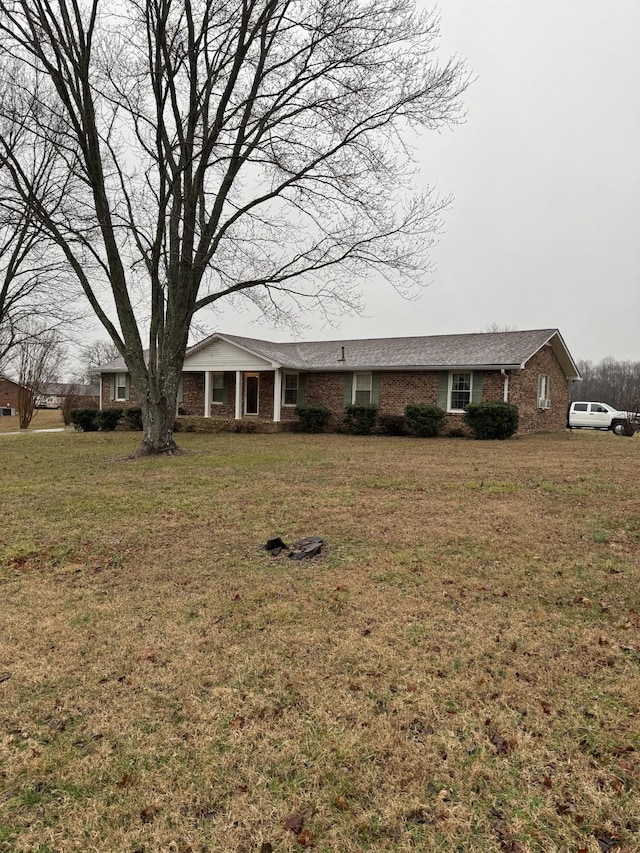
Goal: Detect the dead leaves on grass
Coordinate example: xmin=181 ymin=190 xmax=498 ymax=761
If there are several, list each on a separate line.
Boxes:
xmin=140 ymin=805 xmax=159 ymax=823
xmin=283 ymin=810 xmax=316 ymax=847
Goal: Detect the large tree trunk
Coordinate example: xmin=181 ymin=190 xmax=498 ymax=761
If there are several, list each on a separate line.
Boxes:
xmin=136 ymin=389 xmax=181 ymax=457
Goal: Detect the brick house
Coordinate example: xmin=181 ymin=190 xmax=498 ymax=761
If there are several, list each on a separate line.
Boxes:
xmin=0 ymin=375 xmax=22 ymax=415
xmin=99 ymin=328 xmax=580 ymax=435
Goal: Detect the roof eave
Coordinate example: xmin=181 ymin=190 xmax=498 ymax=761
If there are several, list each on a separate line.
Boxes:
xmin=294 ymin=363 xmax=525 ymax=372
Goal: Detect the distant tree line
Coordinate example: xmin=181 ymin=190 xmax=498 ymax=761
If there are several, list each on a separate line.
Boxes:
xmin=572 ymin=358 xmax=640 ymax=412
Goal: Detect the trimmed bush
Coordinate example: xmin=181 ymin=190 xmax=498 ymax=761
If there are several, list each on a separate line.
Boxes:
xmin=464 ymin=400 xmax=519 ymax=440
xmin=404 ymin=404 xmax=445 ymax=437
xmin=96 ymin=407 xmax=123 ymax=431
xmin=70 ymin=408 xmax=99 ymax=432
xmin=295 ymin=403 xmax=331 ymax=433
xmin=377 ymin=414 xmax=406 ymax=436
xmin=124 ymin=407 xmax=143 ymax=431
xmin=343 ymin=404 xmax=378 ymax=435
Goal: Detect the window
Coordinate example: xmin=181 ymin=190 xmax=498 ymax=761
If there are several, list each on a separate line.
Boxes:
xmin=115 ymin=373 xmax=128 ymax=401
xmin=283 ymin=372 xmax=299 ymax=406
xmin=537 ymin=374 xmax=550 ymax=408
xmin=449 ymin=372 xmax=471 ymax=410
xmin=573 ymin=402 xmax=587 ymax=412
xmin=353 ymin=372 xmax=372 ymax=404
xmin=212 ymin=372 xmax=225 ymax=404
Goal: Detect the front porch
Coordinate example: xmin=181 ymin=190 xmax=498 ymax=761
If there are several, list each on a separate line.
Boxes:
xmin=180 ymin=369 xmax=300 ymax=423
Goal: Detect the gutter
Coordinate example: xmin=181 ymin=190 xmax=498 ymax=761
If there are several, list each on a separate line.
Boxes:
xmin=501 ymin=369 xmax=509 ymax=402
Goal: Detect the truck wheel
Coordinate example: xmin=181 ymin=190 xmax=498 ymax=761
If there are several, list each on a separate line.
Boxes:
xmin=612 ymin=421 xmax=635 ymax=436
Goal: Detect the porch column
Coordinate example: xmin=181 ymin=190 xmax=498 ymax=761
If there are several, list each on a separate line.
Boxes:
xmin=273 ymin=368 xmax=282 ymax=423
xmin=235 ymin=370 xmax=242 ymax=419
xmin=204 ymin=370 xmax=212 ymax=417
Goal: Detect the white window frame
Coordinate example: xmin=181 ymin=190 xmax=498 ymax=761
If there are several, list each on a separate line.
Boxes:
xmin=537 ymin=374 xmax=550 ymax=409
xmin=282 ymin=372 xmax=299 ymax=407
xmin=352 ymin=372 xmax=372 ymax=405
xmin=212 ymin=372 xmax=225 ymax=405
xmin=115 ymin=373 xmax=128 ymax=401
xmin=448 ymin=372 xmax=472 ymax=412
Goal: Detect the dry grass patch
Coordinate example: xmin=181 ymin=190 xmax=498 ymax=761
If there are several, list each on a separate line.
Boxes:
xmin=0 ymin=430 xmax=639 ymax=852
xmin=0 ymin=409 xmax=65 ymax=433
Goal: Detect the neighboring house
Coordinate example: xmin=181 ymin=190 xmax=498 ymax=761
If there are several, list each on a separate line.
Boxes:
xmin=38 ymin=382 xmax=100 ymax=409
xmin=99 ymin=329 xmax=580 ymax=435
xmin=0 ymin=375 xmax=22 ymax=415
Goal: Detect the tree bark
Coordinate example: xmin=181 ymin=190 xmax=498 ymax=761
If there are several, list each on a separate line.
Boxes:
xmin=136 ymin=391 xmax=180 ymax=456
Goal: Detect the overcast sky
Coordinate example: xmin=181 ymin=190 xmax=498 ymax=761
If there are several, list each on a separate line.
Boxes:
xmin=208 ymin=0 xmax=640 ymax=364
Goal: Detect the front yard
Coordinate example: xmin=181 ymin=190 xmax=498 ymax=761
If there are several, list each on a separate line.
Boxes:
xmin=1 ymin=430 xmax=639 ymax=852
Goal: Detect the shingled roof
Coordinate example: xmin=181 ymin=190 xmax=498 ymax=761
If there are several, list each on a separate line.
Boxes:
xmin=101 ymin=329 xmax=580 ymax=378
xmin=188 ymin=329 xmax=579 ymax=376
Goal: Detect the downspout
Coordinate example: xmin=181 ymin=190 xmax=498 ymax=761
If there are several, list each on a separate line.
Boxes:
xmin=501 ymin=369 xmax=509 ymax=402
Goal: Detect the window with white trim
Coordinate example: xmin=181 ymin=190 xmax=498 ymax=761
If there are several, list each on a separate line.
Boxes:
xmin=115 ymin=373 xmax=128 ymax=401
xmin=449 ymin=372 xmax=472 ymax=411
xmin=353 ymin=372 xmax=372 ymax=404
xmin=537 ymin=374 xmax=550 ymax=408
xmin=283 ymin=372 xmax=299 ymax=406
xmin=212 ymin=372 xmax=225 ymax=404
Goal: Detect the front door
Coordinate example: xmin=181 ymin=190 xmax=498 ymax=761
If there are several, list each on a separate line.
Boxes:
xmin=245 ymin=374 xmax=259 ymax=415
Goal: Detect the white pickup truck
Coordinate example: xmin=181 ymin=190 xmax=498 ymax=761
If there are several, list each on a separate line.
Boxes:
xmin=568 ymin=402 xmax=639 ymax=435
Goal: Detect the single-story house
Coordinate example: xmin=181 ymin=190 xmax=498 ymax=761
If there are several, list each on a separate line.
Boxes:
xmin=37 ymin=382 xmax=100 ymax=409
xmin=99 ymin=328 xmax=580 ymax=435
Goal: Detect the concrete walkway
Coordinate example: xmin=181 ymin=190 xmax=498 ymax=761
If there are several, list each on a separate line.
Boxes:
xmin=0 ymin=427 xmax=66 ymax=436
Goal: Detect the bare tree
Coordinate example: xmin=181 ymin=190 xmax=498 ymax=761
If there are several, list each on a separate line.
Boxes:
xmin=14 ymin=324 xmax=66 ymax=428
xmin=573 ymin=357 xmax=640 ymax=414
xmin=0 ymin=0 xmax=469 ymax=454
xmin=0 ymin=61 xmax=83 ymax=371
xmin=481 ymin=322 xmax=519 ymax=333
xmin=0 ymin=197 xmax=75 ymax=368
xmin=77 ymin=339 xmax=122 ymax=384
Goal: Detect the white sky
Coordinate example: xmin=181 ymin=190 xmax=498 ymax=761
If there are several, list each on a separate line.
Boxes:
xmin=207 ymin=0 xmax=640 ymax=364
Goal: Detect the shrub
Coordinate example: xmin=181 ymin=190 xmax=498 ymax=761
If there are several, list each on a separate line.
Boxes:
xmin=447 ymin=427 xmax=467 ymax=438
xmin=60 ymin=394 xmax=83 ymax=426
xmin=124 ymin=407 xmax=143 ymax=431
xmin=295 ymin=403 xmax=331 ymax=433
xmin=343 ymin=404 xmax=378 ymax=435
xmin=96 ymin=408 xmax=123 ymax=431
xmin=404 ymin=404 xmax=445 ymax=437
xmin=464 ymin=401 xmax=519 ymax=440
xmin=70 ymin=408 xmax=99 ymax=432
xmin=377 ymin=414 xmax=406 ymax=436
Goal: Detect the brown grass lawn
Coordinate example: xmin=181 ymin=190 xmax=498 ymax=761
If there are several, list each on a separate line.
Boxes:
xmin=0 ymin=429 xmax=639 ymax=852
xmin=0 ymin=409 xmax=65 ymax=433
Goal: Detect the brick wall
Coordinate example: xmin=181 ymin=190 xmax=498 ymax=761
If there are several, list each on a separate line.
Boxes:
xmin=180 ymin=372 xmax=204 ymax=415
xmin=0 ymin=378 xmax=21 ymax=411
xmin=509 ymin=344 xmax=569 ymax=434
xmin=304 ymin=372 xmax=345 ymax=429
xmin=101 ymin=376 xmax=139 ymax=410
xmin=377 ymin=372 xmax=439 ymax=416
